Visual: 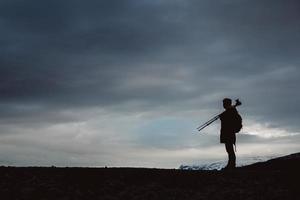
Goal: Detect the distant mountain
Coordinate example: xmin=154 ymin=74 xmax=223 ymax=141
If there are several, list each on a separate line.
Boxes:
xmin=179 ymin=154 xmax=297 ymax=170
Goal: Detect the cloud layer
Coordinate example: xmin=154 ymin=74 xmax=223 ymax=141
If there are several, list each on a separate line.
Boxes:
xmin=0 ymin=0 xmax=299 ymax=167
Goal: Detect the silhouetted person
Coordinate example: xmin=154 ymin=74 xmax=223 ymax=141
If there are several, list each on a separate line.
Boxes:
xmin=219 ymin=98 xmax=241 ymax=170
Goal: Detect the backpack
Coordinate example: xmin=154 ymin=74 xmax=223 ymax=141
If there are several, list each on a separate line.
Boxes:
xmin=233 ymin=112 xmax=243 ymax=133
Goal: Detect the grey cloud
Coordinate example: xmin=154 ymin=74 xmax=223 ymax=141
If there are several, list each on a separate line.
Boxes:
xmin=238 ymin=133 xmax=300 ymax=144
xmin=0 ymin=0 xmax=190 ymax=106
xmin=0 ymin=0 xmax=299 ymax=166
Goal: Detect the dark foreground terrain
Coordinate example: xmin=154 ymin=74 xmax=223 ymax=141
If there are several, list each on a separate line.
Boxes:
xmin=1 ymin=153 xmax=299 ymax=200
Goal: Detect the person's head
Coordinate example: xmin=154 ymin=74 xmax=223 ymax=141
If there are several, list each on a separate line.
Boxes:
xmin=223 ymin=98 xmax=232 ymax=110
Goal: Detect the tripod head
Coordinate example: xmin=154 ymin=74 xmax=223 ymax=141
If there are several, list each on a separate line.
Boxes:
xmin=234 ymin=99 xmax=242 ymax=107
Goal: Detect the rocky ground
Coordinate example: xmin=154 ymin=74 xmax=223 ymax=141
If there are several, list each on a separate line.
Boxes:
xmin=0 ymin=153 xmax=299 ymax=200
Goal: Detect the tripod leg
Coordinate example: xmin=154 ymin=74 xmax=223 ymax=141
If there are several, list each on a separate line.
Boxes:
xmin=197 ymin=116 xmax=219 ymax=131
xmin=197 ymin=116 xmax=218 ymax=130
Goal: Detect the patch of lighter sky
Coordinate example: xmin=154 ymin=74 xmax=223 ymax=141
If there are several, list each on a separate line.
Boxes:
xmin=243 ymin=120 xmax=300 ymax=138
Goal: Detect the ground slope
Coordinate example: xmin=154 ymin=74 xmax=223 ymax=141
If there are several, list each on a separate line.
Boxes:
xmin=0 ymin=153 xmax=299 ymax=200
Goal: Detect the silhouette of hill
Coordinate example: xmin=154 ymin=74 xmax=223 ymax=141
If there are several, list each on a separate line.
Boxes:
xmin=239 ymin=152 xmax=300 ymax=171
xmin=180 ymin=152 xmax=300 ymax=171
xmin=179 ymin=155 xmax=276 ymax=170
xmin=0 ymin=152 xmax=299 ymax=199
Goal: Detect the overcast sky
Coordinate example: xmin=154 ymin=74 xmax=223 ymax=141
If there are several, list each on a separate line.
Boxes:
xmin=0 ymin=0 xmax=299 ymax=168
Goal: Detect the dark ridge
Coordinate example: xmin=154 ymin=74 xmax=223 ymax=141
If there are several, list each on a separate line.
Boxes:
xmin=239 ymin=152 xmax=300 ymax=170
xmin=0 ymin=152 xmax=299 ymax=199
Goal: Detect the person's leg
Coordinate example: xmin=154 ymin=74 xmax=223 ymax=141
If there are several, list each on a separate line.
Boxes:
xmin=225 ymin=143 xmax=236 ymax=168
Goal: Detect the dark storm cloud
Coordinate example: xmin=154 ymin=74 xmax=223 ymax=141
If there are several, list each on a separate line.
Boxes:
xmin=0 ymin=0 xmax=188 ymax=103
xmin=0 ymin=0 xmax=300 ymax=131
